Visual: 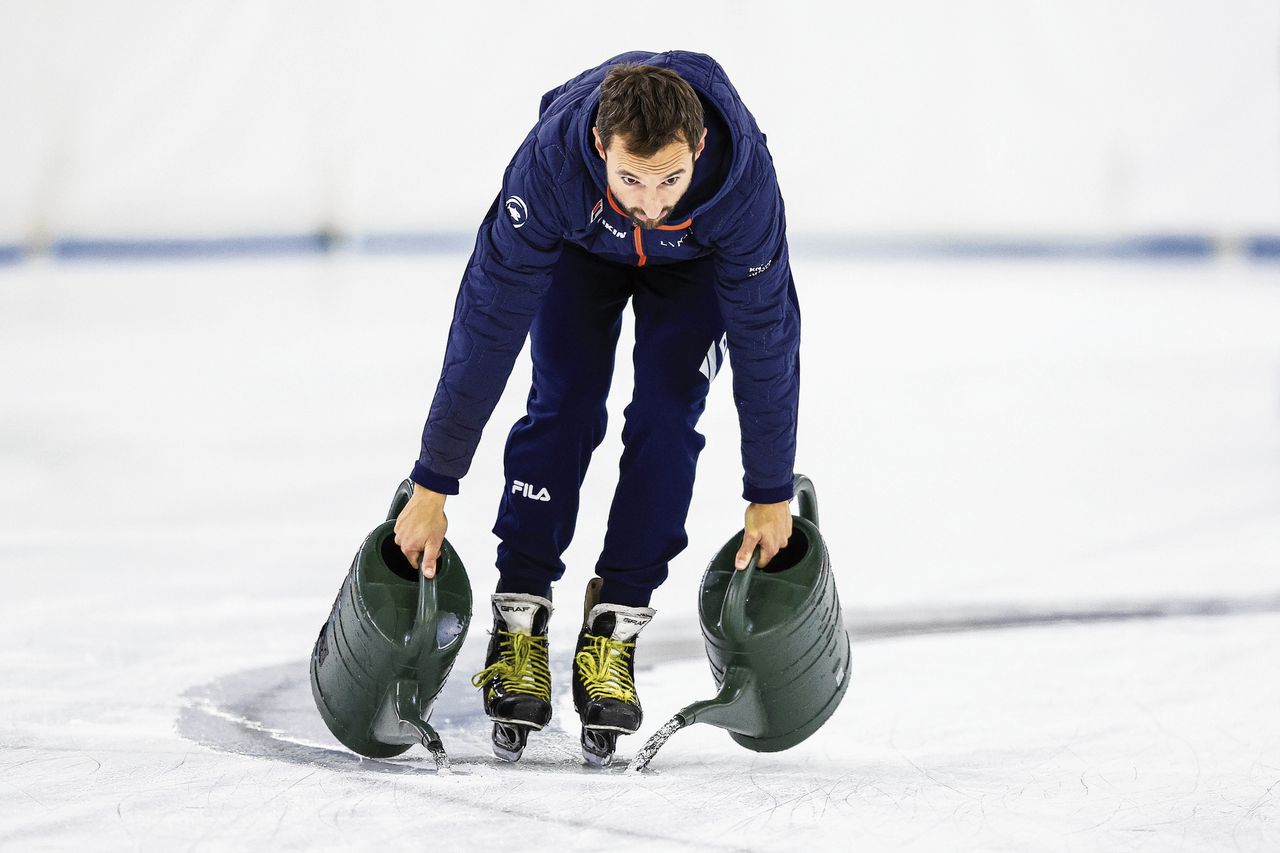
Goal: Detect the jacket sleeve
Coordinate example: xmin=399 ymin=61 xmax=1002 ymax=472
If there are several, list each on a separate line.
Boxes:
xmin=410 ymin=134 xmax=563 ymax=494
xmin=711 ymin=149 xmax=801 ymax=505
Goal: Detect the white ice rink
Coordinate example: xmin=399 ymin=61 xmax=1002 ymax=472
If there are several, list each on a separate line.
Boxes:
xmin=2 ymin=254 xmax=1279 ymax=851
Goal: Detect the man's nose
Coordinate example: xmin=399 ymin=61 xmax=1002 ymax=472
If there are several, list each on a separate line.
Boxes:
xmin=641 ymin=193 xmax=663 ymax=219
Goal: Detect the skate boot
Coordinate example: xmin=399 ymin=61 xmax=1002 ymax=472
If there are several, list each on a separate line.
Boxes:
xmin=572 ymin=578 xmax=655 ymax=767
xmin=470 ymin=592 xmax=553 ymax=762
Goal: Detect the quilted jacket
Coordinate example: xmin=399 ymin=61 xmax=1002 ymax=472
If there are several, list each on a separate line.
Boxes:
xmin=412 ymin=50 xmax=801 ymax=504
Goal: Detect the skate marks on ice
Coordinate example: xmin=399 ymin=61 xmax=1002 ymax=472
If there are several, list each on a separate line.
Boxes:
xmin=176 ymin=653 xmax=759 ymax=851
xmin=173 ymin=596 xmax=1280 ymax=848
xmin=178 ymin=589 xmax=1280 ymax=772
xmin=177 ymin=647 xmax=586 ymax=777
xmin=845 ymin=590 xmax=1280 ymax=640
xmin=640 ymin=589 xmax=1280 ymax=660
xmin=177 ymin=661 xmax=445 ymax=778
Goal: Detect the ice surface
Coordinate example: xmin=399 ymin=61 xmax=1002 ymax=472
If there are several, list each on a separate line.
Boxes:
xmin=1 ymin=255 xmax=1278 ymax=850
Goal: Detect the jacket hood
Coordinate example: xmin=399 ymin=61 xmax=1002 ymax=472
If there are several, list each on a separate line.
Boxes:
xmin=545 ymin=50 xmax=757 ymax=224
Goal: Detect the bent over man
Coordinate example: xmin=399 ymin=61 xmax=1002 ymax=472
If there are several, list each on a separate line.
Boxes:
xmin=394 ymin=50 xmax=801 ymax=766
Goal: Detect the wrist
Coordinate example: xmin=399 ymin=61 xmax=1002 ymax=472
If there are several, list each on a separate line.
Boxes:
xmin=412 ymin=484 xmax=447 ymax=505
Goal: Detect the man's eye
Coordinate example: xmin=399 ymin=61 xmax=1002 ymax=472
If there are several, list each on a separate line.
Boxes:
xmin=664 ymin=177 xmax=680 ymax=186
xmin=621 ymin=177 xmax=638 ymax=186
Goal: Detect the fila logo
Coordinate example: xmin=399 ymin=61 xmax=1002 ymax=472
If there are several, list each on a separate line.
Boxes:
xmin=590 ymin=198 xmax=604 ymax=223
xmin=512 ymin=479 xmax=551 ymax=501
xmin=698 ymin=332 xmax=729 ymax=382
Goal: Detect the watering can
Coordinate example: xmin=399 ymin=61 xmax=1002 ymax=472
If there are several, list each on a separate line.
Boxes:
xmin=628 ymin=473 xmax=850 ymax=771
xmin=310 ymin=479 xmax=472 ymax=769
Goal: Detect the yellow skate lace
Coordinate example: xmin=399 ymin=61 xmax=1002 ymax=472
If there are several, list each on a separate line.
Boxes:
xmin=574 ymin=634 xmax=637 ymax=703
xmin=470 ymin=631 xmax=551 ymax=701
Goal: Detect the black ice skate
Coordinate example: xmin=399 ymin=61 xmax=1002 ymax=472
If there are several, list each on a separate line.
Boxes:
xmin=572 ymin=578 xmax=656 ymax=767
xmin=470 ymin=592 xmax=554 ymax=762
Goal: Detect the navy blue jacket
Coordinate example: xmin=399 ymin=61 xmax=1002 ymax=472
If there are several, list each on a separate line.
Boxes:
xmin=412 ymin=50 xmax=801 ymax=504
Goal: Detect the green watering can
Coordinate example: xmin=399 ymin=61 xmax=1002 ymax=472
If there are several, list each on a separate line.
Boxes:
xmin=310 ymin=479 xmax=472 ymax=769
xmin=628 ymin=474 xmax=850 ymax=772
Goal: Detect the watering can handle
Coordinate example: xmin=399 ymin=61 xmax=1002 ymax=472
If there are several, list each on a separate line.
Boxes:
xmin=405 ymin=564 xmax=440 ymax=651
xmin=387 ymin=478 xmax=415 ymax=522
xmin=720 ymin=545 xmax=760 ymax=644
xmin=720 ymin=477 xmax=816 ymax=641
xmin=385 ymin=479 xmax=441 ymax=650
xmin=793 ymin=473 xmax=819 ymax=528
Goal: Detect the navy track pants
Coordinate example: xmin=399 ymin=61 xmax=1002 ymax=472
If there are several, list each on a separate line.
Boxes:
xmin=492 ymin=242 xmax=727 ymax=607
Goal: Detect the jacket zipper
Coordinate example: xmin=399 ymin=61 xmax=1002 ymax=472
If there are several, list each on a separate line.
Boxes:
xmin=605 ymin=187 xmax=695 ymax=267
xmin=607 ymin=187 xmax=648 ymax=267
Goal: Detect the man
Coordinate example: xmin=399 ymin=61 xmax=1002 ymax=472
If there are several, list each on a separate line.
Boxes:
xmin=394 ymin=50 xmax=801 ymax=766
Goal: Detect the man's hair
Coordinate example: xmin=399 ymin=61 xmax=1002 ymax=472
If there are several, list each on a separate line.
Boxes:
xmin=595 ymin=63 xmax=704 ymax=158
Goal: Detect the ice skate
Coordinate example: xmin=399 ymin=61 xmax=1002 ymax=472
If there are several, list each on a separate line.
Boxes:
xmin=572 ymin=578 xmax=655 ymax=767
xmin=470 ymin=592 xmax=553 ymax=762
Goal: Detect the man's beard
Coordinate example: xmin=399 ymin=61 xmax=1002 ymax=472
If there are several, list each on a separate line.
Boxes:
xmin=626 ymin=207 xmax=673 ymax=230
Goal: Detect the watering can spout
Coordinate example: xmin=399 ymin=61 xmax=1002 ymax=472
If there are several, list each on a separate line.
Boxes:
xmin=627 ymin=665 xmax=765 ymax=773
xmin=675 ymin=665 xmax=763 ymax=732
xmin=369 ymin=679 xmax=450 ymax=771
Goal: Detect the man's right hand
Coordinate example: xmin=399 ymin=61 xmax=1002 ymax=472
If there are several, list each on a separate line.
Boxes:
xmin=393 ymin=483 xmax=448 ymax=578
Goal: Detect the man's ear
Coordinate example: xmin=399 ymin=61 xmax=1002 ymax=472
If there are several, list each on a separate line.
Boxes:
xmin=593 ymin=127 xmax=607 ymax=160
xmin=694 ymin=127 xmax=708 ymax=160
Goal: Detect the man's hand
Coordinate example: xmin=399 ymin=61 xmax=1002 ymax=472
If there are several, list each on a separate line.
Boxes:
xmin=393 ymin=484 xmax=448 ymax=578
xmin=735 ymin=499 xmax=793 ymax=570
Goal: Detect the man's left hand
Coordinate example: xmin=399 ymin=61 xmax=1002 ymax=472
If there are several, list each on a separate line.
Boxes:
xmin=735 ymin=500 xmax=793 ymax=570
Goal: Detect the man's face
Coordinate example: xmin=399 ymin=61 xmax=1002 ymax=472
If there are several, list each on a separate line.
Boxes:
xmin=594 ymin=127 xmax=707 ymax=230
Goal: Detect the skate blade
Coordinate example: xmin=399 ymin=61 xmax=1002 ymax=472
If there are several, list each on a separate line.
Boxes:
xmin=581 ymin=728 xmax=618 ymax=767
xmin=582 ymin=748 xmax=612 ymax=768
xmin=492 ymin=722 xmax=531 ymax=763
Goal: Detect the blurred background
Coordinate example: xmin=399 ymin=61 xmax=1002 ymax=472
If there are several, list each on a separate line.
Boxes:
xmin=1 ymin=0 xmax=1278 ymax=254
xmin=2 ymin=2 xmax=1279 ymax=849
